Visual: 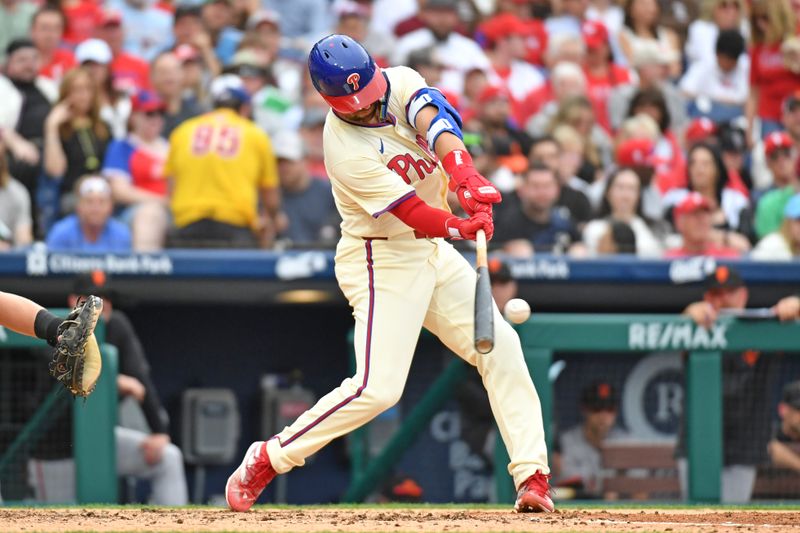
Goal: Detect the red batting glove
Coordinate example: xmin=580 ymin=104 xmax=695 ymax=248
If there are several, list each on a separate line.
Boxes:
xmin=454 ymin=186 xmax=492 ymax=216
xmin=443 ymin=149 xmax=502 ymax=205
xmin=445 ymin=212 xmax=494 ymax=241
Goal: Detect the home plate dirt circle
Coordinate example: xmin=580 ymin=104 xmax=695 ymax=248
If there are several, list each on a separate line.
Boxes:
xmin=1 ymin=507 xmax=799 ymax=532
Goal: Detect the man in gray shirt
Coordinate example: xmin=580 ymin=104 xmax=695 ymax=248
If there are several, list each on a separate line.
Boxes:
xmin=553 ymin=381 xmax=629 ymax=498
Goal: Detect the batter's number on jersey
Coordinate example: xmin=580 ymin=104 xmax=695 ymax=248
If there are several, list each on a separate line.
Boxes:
xmin=191 ymin=125 xmax=242 ymax=158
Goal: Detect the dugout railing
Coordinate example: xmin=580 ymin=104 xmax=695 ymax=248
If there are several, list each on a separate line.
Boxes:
xmin=344 ymin=314 xmax=800 ymax=504
xmin=0 ymin=314 xmax=118 ymax=504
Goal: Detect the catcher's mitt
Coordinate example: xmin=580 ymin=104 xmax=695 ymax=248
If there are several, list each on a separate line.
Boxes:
xmin=49 ymin=295 xmax=104 ymax=398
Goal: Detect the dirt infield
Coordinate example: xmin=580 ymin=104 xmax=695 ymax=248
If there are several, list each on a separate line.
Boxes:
xmin=2 ymin=507 xmax=800 ymax=533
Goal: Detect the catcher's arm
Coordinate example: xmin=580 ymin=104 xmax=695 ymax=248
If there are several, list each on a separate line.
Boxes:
xmin=0 ymin=291 xmax=57 ymax=341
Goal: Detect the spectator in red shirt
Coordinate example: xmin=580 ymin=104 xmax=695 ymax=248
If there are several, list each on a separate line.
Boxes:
xmin=102 ymin=90 xmax=169 ymax=251
xmin=581 ymin=20 xmax=632 ymax=133
xmin=95 ymin=9 xmax=151 ymax=94
xmin=664 ymin=192 xmax=742 ymax=258
xmin=61 ymin=0 xmax=103 ymax=46
xmin=478 ymin=13 xmax=545 ymax=127
xmin=747 ymin=0 xmax=800 ymax=142
xmin=31 ymin=6 xmax=76 ymax=83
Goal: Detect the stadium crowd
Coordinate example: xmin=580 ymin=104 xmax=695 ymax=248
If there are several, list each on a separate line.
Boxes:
xmin=1 ymin=0 xmax=800 ymax=259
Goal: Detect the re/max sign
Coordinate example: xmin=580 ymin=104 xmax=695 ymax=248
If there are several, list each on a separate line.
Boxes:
xmin=628 ymin=322 xmax=728 ymax=350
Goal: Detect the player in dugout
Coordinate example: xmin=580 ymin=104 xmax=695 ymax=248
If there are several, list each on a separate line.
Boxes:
xmin=225 ymin=35 xmax=554 ymax=513
xmin=679 ymin=266 xmax=799 ymax=503
xmin=769 ymin=380 xmax=800 ymax=474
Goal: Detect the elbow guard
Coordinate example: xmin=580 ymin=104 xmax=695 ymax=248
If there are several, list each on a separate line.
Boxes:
xmin=406 ymin=87 xmax=463 ymax=151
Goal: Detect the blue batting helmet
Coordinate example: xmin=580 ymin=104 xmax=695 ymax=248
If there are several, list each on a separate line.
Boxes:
xmin=308 ymin=34 xmax=387 ymax=114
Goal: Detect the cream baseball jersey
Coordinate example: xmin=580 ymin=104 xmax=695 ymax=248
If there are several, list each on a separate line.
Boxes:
xmin=323 ymin=66 xmax=450 ymax=238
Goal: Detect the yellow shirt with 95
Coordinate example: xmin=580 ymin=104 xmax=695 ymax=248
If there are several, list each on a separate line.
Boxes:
xmin=323 ymin=66 xmax=450 ymax=239
xmin=166 ymin=109 xmax=278 ymax=229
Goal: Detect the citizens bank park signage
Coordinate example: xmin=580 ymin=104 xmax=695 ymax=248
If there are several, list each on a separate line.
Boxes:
xmin=25 ymin=245 xmax=173 ymax=276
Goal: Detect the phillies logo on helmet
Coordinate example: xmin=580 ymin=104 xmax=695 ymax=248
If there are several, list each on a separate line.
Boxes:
xmin=346 ymin=73 xmax=361 ymax=91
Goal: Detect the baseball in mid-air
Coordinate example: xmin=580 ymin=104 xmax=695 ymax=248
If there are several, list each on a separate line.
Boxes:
xmin=504 ymin=298 xmax=531 ymax=324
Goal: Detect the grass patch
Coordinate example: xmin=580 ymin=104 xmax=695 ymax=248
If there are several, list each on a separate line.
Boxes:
xmin=4 ymin=501 xmax=800 ymax=511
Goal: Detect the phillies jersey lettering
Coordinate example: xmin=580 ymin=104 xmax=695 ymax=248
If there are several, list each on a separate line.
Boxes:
xmin=323 ymin=66 xmax=450 ymax=239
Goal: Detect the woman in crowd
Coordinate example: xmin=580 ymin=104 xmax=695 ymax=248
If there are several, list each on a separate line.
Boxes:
xmin=582 ymin=167 xmax=663 ymax=257
xmin=75 ymin=38 xmax=131 ymax=140
xmin=752 ymin=194 xmax=800 ymax=260
xmin=626 ymin=88 xmax=684 ymax=191
xmin=618 ymin=0 xmax=681 ymax=76
xmin=549 ymin=96 xmax=613 ymax=181
xmin=684 ymin=0 xmax=747 ymax=68
xmin=43 ymin=66 xmax=110 ymax=214
xmin=747 ymin=0 xmax=800 ymax=141
xmin=664 ymin=143 xmax=752 ymax=251
xmin=0 ymin=135 xmax=33 ymax=249
xmin=101 ymin=90 xmax=169 ymax=252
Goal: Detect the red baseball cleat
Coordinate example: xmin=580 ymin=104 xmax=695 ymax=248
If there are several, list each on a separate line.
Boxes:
xmin=514 ymin=471 xmax=554 ymax=513
xmin=226 ymin=441 xmax=277 ymax=512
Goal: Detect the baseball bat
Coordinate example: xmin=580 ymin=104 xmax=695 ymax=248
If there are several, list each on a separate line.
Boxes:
xmin=474 ymin=229 xmax=494 ymax=354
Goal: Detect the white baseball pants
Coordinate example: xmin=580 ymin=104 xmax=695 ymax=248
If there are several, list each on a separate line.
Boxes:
xmin=266 ymin=235 xmax=549 ymax=488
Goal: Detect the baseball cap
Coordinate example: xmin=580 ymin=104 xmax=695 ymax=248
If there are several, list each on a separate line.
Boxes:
xmin=581 ymin=20 xmax=608 ymax=49
xmin=75 ymin=38 xmax=112 ymax=65
xmin=77 ymin=176 xmax=112 ymax=197
xmin=765 ymin=131 xmax=794 ymax=157
xmin=210 ymin=74 xmax=251 ymax=104
xmin=97 ymin=9 xmax=122 ymax=26
xmin=782 ymin=381 xmax=800 ymax=409
xmin=230 ymin=49 xmax=269 ymax=79
xmin=704 ymin=265 xmax=744 ymax=291
xmin=335 ymin=0 xmax=370 ymax=19
xmin=478 ymin=13 xmax=527 ymax=47
xmin=272 ymin=130 xmax=304 ymax=161
xmin=488 ymin=258 xmax=513 ymax=284
xmin=784 ymin=193 xmax=800 ymax=219
xmin=246 ymin=9 xmax=280 ymax=30
xmin=632 ymin=40 xmax=677 ymax=68
xmin=719 ymin=125 xmax=746 ymax=153
xmin=131 ymin=90 xmax=166 ymax=113
xmin=477 ymin=85 xmax=509 ymax=105
xmin=174 ymin=44 xmax=200 ymax=63
xmin=674 ymin=191 xmax=712 ymax=217
xmin=73 ymin=270 xmax=115 ymax=299
xmin=615 ymin=137 xmax=655 ymax=167
xmin=685 ymin=118 xmax=717 ymax=143
xmin=581 ymin=381 xmax=618 ymax=410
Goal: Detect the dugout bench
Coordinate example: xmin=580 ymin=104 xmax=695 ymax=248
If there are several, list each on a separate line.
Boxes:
xmin=344 ymin=314 xmax=800 ymax=504
xmin=0 ymin=315 xmax=118 ymax=504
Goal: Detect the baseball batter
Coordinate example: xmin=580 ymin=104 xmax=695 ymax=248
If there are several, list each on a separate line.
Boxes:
xmin=226 ymin=35 xmax=553 ymax=513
